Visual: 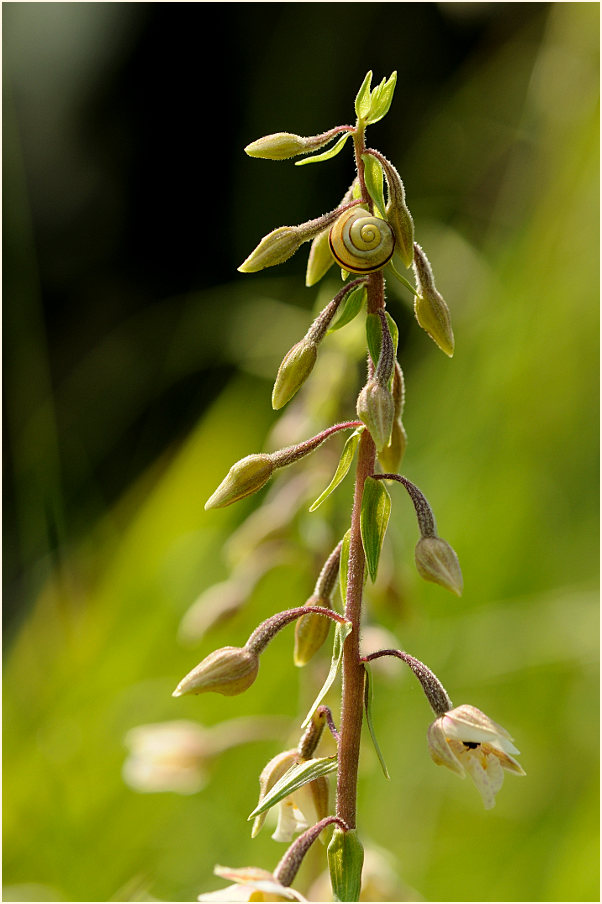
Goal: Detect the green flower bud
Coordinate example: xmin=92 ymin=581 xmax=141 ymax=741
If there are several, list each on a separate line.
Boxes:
xmin=239 ymin=207 xmax=345 ymax=274
xmin=205 ymin=454 xmax=274 ymax=510
xmin=386 ymin=200 xmax=414 ymax=269
xmin=377 ymin=418 xmax=407 ymax=474
xmin=413 ymin=243 xmax=455 ymax=357
xmin=293 ymin=596 xmax=332 ymax=667
xmin=245 ymin=128 xmax=351 ymax=161
xmin=356 ymin=381 xmax=394 ymax=452
xmin=306 ymin=228 xmax=335 ymax=287
xmin=415 ymin=536 xmax=463 ymax=596
xmin=272 ymin=339 xmax=318 ymax=410
xmin=245 ymin=132 xmax=314 ymax=160
xmin=238 ymin=226 xmax=306 ymax=273
xmin=172 ymin=646 xmax=259 ymax=697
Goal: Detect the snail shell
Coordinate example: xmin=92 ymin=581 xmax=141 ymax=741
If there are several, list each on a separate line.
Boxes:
xmin=329 ymin=206 xmax=395 ymax=274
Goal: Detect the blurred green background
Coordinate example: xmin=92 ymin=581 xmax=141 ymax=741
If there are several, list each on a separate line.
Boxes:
xmin=3 ymin=2 xmax=599 ymax=902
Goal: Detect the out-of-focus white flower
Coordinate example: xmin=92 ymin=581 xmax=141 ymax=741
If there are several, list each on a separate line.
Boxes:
xmin=123 ymin=721 xmax=212 ymax=794
xmin=198 ymin=865 xmax=306 ymax=902
xmin=428 ymin=704 xmax=525 ymax=809
xmin=252 ymin=750 xmax=329 ymax=843
xmin=123 ymin=717 xmax=290 ymax=795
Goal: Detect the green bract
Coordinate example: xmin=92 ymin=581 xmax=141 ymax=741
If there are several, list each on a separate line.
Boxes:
xmin=361 ymin=153 xmax=386 ymax=218
xmin=247 ymin=756 xmax=337 ymax=821
xmin=295 ymin=131 xmax=352 ymax=166
xmin=360 ymin=476 xmax=392 ymax=582
xmin=309 ymin=428 xmax=363 ymax=512
xmin=327 ymin=827 xmax=364 ymax=903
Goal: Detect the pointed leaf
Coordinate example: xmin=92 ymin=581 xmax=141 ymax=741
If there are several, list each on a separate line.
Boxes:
xmin=295 ymin=132 xmax=352 ymax=166
xmin=363 ymin=663 xmax=390 ymax=780
xmin=360 ymin=477 xmax=391 ymax=582
xmin=338 ymin=529 xmax=351 ymax=607
xmin=365 ymin=71 xmax=397 ymax=125
xmin=361 ymin=154 xmax=386 ymax=219
xmin=247 ymin=756 xmax=338 ymax=820
xmin=386 ymin=258 xmax=419 ymax=296
xmin=309 ymin=429 xmax=363 ymax=511
xmin=355 ymin=71 xmax=373 ymax=120
xmin=366 ymin=312 xmax=399 ymax=371
xmin=302 ymin=619 xmax=352 ymax=728
xmin=327 ymin=285 xmax=366 ymax=333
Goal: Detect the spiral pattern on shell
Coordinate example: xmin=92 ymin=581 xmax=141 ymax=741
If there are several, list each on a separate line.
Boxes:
xmin=329 ymin=207 xmax=395 ymax=274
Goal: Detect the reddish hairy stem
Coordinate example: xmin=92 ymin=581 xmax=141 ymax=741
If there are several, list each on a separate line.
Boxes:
xmin=335 ymin=270 xmax=385 ymax=831
xmin=246 ymin=605 xmax=349 ymax=655
xmin=272 ymin=420 xmax=363 ymax=468
xmin=273 ymin=816 xmax=350 ymax=886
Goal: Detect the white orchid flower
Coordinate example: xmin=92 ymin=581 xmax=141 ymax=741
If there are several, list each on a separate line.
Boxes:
xmin=198 ymin=866 xmax=306 ymax=902
xmin=428 ymin=704 xmax=525 ymax=809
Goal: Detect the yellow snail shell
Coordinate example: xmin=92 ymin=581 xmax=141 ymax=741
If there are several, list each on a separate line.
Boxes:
xmin=329 ymin=207 xmax=395 ymax=274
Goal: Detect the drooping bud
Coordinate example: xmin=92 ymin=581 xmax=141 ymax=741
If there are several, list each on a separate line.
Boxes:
xmin=245 ymin=127 xmax=352 ymax=161
xmin=306 ymin=180 xmax=359 ymax=287
xmin=415 ymin=536 xmax=463 ymax=596
xmin=378 ymin=418 xmax=407 ymax=473
xmin=272 ymin=339 xmax=318 ymax=410
xmin=306 ymin=227 xmax=335 ymax=287
xmin=356 ymin=380 xmax=395 ymax=452
xmin=413 ymin=243 xmax=454 ymax=357
xmin=172 ymin=646 xmax=259 ymax=698
xmin=294 ymin=541 xmax=342 ymax=666
xmin=204 ymin=454 xmax=274 ymax=510
xmin=364 ymin=149 xmax=414 ymax=267
xmin=294 ymin=596 xmax=332 ymax=667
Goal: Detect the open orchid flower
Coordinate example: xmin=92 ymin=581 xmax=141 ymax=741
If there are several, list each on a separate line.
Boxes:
xmin=428 ymin=704 xmax=525 ymax=809
xmin=252 ymin=749 xmax=329 ymax=843
xmin=198 ymin=866 xmax=306 ymax=903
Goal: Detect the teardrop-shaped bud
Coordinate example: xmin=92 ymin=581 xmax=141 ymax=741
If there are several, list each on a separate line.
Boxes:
xmin=239 ymin=207 xmax=348 ymax=274
xmin=272 ymin=339 xmax=318 ymax=410
xmin=356 ymin=381 xmax=394 ymax=452
xmin=413 ymin=244 xmax=454 ymax=357
xmin=205 ymin=454 xmax=274 ymax=510
xmin=378 ymin=418 xmax=407 ymax=474
xmin=245 ymin=129 xmax=349 ymax=161
xmin=415 ymin=536 xmax=463 ymax=596
xmin=293 ymin=596 xmax=332 ymax=667
xmin=306 ymin=228 xmax=335 ymax=287
xmin=172 ymin=646 xmax=259 ymax=697
xmin=238 ymin=226 xmax=305 ymax=273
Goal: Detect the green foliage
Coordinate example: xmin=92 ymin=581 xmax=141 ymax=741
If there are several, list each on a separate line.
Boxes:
xmin=360 ymin=477 xmax=392 ymax=583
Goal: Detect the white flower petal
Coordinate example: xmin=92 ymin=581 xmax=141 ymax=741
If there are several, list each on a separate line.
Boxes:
xmin=428 ymin=721 xmax=465 ymax=776
xmin=443 ymin=706 xmax=519 ymax=754
xmin=271 ymin=799 xmax=302 ymax=843
xmin=461 ymin=749 xmax=505 ymax=809
xmin=198 ymin=883 xmax=250 ymax=901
